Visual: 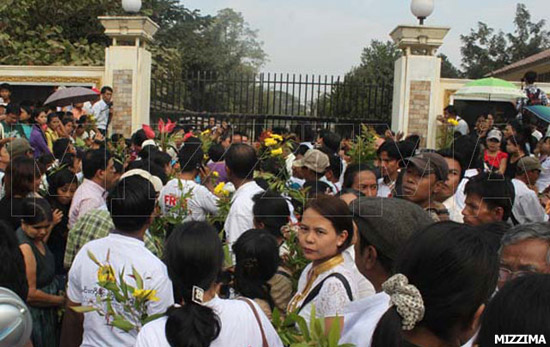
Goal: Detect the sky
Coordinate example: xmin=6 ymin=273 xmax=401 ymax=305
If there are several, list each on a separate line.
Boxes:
xmin=182 ymin=0 xmax=549 ymax=77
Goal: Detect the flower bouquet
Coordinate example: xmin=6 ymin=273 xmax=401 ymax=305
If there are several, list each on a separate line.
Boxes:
xmin=142 ymin=118 xmax=178 ymax=152
xmin=71 ymin=250 xmax=163 ymax=333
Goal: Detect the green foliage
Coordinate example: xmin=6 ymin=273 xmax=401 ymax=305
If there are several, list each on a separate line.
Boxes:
xmin=439 ymin=54 xmax=461 ymax=79
xmin=271 ymin=306 xmax=354 ymax=347
xmin=0 ymin=1 xmax=267 ymax=82
xmin=348 ymin=124 xmax=378 ymax=165
xmin=318 ymin=40 xmax=400 ymax=119
xmin=460 ymin=3 xmax=550 ymax=79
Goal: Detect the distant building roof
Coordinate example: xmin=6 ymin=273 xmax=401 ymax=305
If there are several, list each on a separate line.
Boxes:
xmin=490 ymin=49 xmax=550 ymax=76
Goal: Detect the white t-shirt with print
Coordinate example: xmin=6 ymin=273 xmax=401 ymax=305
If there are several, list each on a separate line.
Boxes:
xmin=135 ymin=296 xmax=283 ymax=347
xmin=158 ymin=178 xmax=219 ymax=222
xmin=67 ymin=234 xmax=174 ymax=347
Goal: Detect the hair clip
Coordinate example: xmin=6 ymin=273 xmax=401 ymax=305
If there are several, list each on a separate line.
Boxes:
xmin=192 ymin=285 xmax=204 ymax=305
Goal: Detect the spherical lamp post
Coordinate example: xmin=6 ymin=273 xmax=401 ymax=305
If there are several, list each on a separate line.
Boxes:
xmin=410 ymin=0 xmax=434 ymax=25
xmin=122 ymin=0 xmax=142 ymax=13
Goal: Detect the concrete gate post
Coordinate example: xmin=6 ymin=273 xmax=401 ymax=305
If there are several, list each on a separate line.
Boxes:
xmin=390 ymin=25 xmax=450 ymax=148
xmin=99 ymin=16 xmax=159 ymax=137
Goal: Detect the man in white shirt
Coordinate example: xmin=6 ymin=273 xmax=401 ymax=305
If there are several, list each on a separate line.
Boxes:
xmin=341 ymin=197 xmax=434 ymax=347
xmin=444 ymin=105 xmax=469 ymax=136
xmin=511 ymin=157 xmax=548 ymax=224
xmin=224 ymin=143 xmax=265 ymax=246
xmin=61 ymin=176 xmax=174 ymax=347
xmin=91 ymin=86 xmax=113 ymax=135
xmin=159 ymin=137 xmax=218 ymax=221
xmin=434 ymin=149 xmax=465 ymax=223
xmin=68 ymin=149 xmax=120 ymax=228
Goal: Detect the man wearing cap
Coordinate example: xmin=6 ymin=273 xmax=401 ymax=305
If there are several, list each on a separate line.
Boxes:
xmin=7 ymin=138 xmax=33 ymax=159
xmin=399 ymin=152 xmax=450 ymax=222
xmin=292 ymin=149 xmax=330 ymax=182
xmin=340 ymin=197 xmax=433 ymax=346
xmin=510 ymin=157 xmax=548 ymax=224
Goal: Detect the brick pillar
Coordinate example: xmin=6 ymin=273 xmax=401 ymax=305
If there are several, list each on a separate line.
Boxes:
xmin=100 ymin=16 xmax=159 ymax=137
xmin=390 ymin=25 xmax=449 ymax=148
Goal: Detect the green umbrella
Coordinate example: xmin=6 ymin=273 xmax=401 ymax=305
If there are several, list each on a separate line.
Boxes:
xmin=453 ymin=77 xmax=526 ymax=102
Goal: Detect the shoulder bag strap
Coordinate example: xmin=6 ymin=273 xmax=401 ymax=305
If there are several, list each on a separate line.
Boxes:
xmin=298 ymin=272 xmax=353 ymax=313
xmin=238 ymin=297 xmax=268 ymax=347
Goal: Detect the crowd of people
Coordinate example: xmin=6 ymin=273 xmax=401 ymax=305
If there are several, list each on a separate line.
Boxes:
xmin=0 ymin=73 xmax=550 ymax=347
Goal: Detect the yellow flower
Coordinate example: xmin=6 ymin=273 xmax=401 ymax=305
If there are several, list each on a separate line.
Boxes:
xmin=271 ymin=148 xmax=283 ymax=156
xmin=271 ymin=134 xmax=283 ymax=141
xmin=132 ymin=289 xmax=159 ymax=302
xmin=214 ymin=182 xmax=226 ymax=196
xmin=212 ymin=171 xmax=219 ymax=178
xmin=447 ymin=118 xmax=459 ymax=126
xmin=264 ymin=138 xmax=278 ymax=147
xmin=97 ymin=265 xmax=116 ymax=283
xmin=203 ymin=154 xmax=209 ymax=161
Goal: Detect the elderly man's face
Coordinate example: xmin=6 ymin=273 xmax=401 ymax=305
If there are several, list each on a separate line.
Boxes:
xmin=498 ymin=238 xmax=550 ymax=289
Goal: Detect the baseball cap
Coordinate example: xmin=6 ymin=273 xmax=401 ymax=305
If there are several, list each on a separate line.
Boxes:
xmin=120 ymin=169 xmax=163 ymax=194
xmin=350 ymin=197 xmax=434 ymax=260
xmin=517 ymin=156 xmax=541 ymax=173
xmin=400 ymin=152 xmax=449 ymax=181
xmin=292 ymin=149 xmax=329 ymax=174
xmin=7 ymin=138 xmax=33 ymax=158
xmin=487 ymin=129 xmax=503 ymax=142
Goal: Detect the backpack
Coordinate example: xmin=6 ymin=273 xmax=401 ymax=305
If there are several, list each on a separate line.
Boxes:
xmin=526 ymin=88 xmax=543 ymax=106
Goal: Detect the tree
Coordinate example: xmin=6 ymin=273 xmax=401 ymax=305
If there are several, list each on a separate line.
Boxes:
xmin=0 ymin=1 xmax=267 ymax=79
xmin=351 ymin=40 xmax=402 ymax=85
xmin=316 ymin=40 xmax=399 ymax=120
xmin=460 ymin=3 xmax=550 ymax=79
xmin=439 ymin=54 xmax=461 ymax=78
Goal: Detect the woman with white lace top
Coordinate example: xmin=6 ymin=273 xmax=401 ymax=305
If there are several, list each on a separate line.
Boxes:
xmin=287 ymin=196 xmax=359 ymax=329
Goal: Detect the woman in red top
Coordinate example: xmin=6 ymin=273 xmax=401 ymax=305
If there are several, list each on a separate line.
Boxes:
xmin=484 ymin=129 xmax=508 ymax=175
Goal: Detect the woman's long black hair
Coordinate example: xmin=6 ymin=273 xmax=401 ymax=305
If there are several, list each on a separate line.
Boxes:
xmin=164 ymin=221 xmax=224 ymax=347
xmin=232 ymin=229 xmax=280 ymax=310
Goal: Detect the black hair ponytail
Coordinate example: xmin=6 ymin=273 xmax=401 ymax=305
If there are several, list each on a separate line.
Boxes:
xmin=165 ymin=304 xmax=220 ymax=347
xmin=163 ymin=221 xmax=225 ymax=347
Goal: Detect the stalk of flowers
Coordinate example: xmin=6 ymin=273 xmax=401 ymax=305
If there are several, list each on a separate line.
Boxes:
xmin=447 ymin=118 xmax=459 ymax=126
xmin=348 ymin=124 xmax=378 ymax=165
xmin=199 ymin=128 xmax=214 ymax=155
xmin=71 ymin=251 xmax=164 ymax=333
xmin=142 ymin=118 xmax=177 ymax=152
xmin=208 ymin=182 xmax=233 ymax=226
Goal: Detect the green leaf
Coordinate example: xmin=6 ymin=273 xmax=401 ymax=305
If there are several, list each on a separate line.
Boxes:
xmin=132 ymin=266 xmax=144 ymax=290
xmin=71 ymin=305 xmax=97 ymax=313
xmin=294 ymin=314 xmax=310 ymax=341
xmin=327 ymin=317 xmax=341 ymax=347
xmin=87 ymin=250 xmax=101 ymax=266
xmin=142 ymin=312 xmax=165 ymax=325
xmin=111 ymin=317 xmax=135 ymax=333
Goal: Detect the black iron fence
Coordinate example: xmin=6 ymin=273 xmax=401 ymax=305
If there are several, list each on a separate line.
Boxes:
xmin=152 ymin=72 xmax=392 ymax=116
xmin=151 ymin=110 xmax=391 ymax=141
xmin=150 ymin=71 xmax=393 ymax=139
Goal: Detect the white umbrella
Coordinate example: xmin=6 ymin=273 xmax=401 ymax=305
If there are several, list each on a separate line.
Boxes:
xmin=453 ymin=77 xmax=526 ymax=103
xmin=44 ymin=87 xmax=100 ymax=107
